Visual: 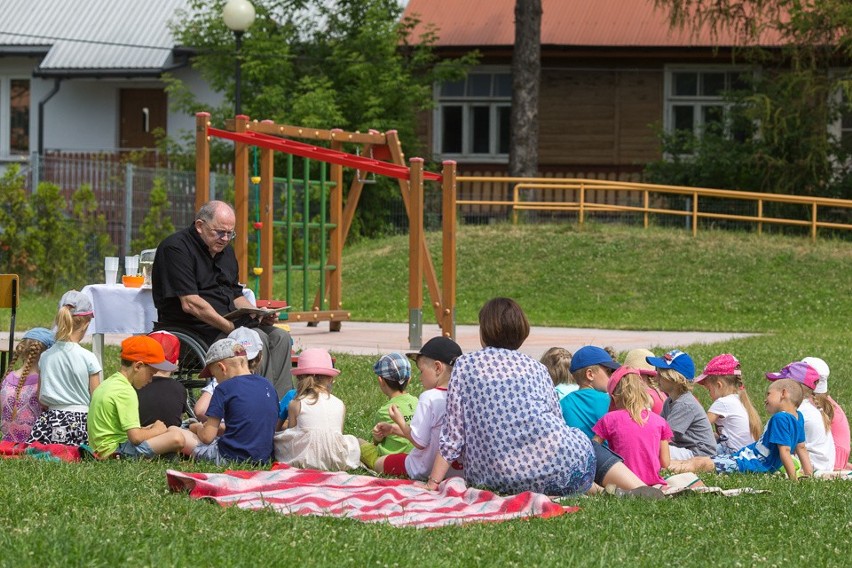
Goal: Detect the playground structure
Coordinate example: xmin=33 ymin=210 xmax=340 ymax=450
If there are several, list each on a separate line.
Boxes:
xmin=194 ymin=113 xmax=457 ymax=348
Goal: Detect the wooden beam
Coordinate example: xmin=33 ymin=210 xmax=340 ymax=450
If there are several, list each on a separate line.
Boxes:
xmin=195 ymin=112 xmax=210 ymax=212
xmin=441 ymin=161 xmax=457 ymax=340
xmin=234 ymin=115 xmax=250 ymax=283
xmin=259 ymin=120 xmax=275 ymax=300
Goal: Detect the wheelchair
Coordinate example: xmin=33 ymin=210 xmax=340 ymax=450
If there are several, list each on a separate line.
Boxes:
xmin=152 ymin=324 xmax=210 ymax=421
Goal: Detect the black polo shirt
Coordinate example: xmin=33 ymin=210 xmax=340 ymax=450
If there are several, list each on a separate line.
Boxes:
xmin=152 ymin=225 xmax=243 ymax=344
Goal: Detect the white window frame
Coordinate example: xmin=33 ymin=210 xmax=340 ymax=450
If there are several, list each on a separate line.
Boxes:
xmin=828 ymin=69 xmax=852 ymax=154
xmin=0 ymin=75 xmax=31 ymax=159
xmin=433 ymin=67 xmax=511 ymax=163
xmin=663 ymin=65 xmax=752 ymax=141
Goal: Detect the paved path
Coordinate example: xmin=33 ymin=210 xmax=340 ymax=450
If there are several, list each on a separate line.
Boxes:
xmin=4 ymin=322 xmax=756 ymax=360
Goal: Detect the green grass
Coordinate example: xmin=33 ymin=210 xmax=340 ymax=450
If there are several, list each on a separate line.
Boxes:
xmin=4 ymin=224 xmax=852 ymax=566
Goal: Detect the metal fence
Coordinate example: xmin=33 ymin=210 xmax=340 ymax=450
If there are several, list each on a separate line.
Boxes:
xmin=22 ymin=153 xmax=238 ymax=257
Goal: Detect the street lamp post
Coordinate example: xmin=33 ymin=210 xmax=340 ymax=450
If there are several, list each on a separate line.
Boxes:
xmin=222 ymin=0 xmax=256 ymax=117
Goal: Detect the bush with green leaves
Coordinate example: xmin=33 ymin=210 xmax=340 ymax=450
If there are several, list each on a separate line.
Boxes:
xmin=131 ymin=178 xmax=175 ymax=253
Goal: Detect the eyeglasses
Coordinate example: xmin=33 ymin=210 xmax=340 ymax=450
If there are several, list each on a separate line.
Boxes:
xmin=202 ymin=220 xmax=236 ymax=241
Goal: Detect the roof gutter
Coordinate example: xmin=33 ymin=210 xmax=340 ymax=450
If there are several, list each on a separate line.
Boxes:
xmin=37 ymin=77 xmax=62 ymax=156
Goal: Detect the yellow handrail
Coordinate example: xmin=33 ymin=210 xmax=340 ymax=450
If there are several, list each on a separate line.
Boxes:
xmin=455 ymin=176 xmax=852 ymax=241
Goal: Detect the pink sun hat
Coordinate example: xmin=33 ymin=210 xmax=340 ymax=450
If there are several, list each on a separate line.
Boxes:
xmin=608 ymin=366 xmax=642 ymax=398
xmin=695 ymin=354 xmax=742 ymax=383
xmin=292 ymin=348 xmax=340 ymax=377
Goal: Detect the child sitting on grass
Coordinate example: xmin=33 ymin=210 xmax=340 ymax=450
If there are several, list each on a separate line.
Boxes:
xmin=366 ymin=337 xmax=463 ymax=480
xmin=802 ymin=357 xmax=851 ymax=470
xmin=194 ymin=327 xmax=264 ymax=422
xmin=767 ymin=361 xmax=835 ymax=472
xmin=28 ymin=291 xmax=101 ymax=446
xmin=560 ymin=346 xmax=620 ymax=438
xmin=87 ymin=336 xmax=195 ymax=459
xmin=0 ymin=328 xmax=54 ymax=442
xmin=648 ymin=350 xmax=716 ymax=460
xmin=540 ymin=347 xmax=576 ymax=401
xmin=670 ymin=378 xmax=813 ymax=480
xmin=274 ymin=348 xmax=360 ymax=470
xmin=358 ymin=352 xmax=418 ymax=469
xmin=136 ymin=331 xmax=187 ymax=428
xmin=593 ymin=367 xmax=672 ymax=486
xmin=694 ymin=354 xmax=762 ymax=454
xmin=623 ymin=348 xmax=667 ymax=414
xmin=188 ymin=338 xmax=278 ymax=465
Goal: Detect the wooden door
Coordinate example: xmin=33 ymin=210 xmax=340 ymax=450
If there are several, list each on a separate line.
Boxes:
xmin=119 ymin=88 xmax=167 ymax=149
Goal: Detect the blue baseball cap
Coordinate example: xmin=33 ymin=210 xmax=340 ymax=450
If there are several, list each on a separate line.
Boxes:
xmin=646 ymin=350 xmax=696 ymax=381
xmin=373 ymin=352 xmax=411 ymax=383
xmin=569 ymin=346 xmax=621 ymax=373
xmin=23 ymin=327 xmax=55 ymax=349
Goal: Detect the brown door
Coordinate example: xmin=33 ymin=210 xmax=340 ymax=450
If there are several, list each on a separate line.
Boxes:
xmin=119 ymin=88 xmax=167 ymax=149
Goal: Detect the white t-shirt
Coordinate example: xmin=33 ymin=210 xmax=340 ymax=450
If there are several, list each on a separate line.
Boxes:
xmin=405 ymin=388 xmax=462 ymax=480
xmin=38 ymin=341 xmax=102 ymax=411
xmin=708 ymin=394 xmax=755 ymax=452
xmin=798 ymin=399 xmax=835 ymax=471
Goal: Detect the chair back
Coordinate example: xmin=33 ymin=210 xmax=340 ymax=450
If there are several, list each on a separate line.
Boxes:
xmin=0 ymin=274 xmax=19 ymax=376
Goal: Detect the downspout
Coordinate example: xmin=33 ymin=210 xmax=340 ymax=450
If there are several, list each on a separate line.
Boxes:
xmin=37 ymin=78 xmax=62 ymax=156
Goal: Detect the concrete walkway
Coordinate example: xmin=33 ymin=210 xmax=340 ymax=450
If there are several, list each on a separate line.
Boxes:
xmin=7 ymin=322 xmax=757 ymax=360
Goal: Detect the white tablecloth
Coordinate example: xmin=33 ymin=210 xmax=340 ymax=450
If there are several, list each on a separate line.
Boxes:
xmin=82 ymin=284 xmax=157 ymax=334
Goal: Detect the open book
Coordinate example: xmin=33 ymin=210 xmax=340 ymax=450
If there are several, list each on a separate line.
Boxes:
xmin=223 ymin=306 xmax=290 ymax=321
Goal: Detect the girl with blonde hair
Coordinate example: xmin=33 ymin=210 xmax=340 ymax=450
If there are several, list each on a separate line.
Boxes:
xmin=694 ymin=354 xmax=762 ymax=454
xmin=593 ymin=367 xmax=673 ymax=486
xmin=27 ymin=291 xmax=101 ymax=446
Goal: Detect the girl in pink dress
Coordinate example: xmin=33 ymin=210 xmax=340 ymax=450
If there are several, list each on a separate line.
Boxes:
xmin=593 ymin=367 xmax=673 ymax=486
xmin=0 ymin=328 xmax=55 ymax=442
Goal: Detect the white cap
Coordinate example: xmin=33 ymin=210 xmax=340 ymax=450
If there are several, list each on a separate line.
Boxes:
xmin=228 ymin=326 xmax=263 ymax=360
xmin=802 ymin=357 xmax=830 ymax=394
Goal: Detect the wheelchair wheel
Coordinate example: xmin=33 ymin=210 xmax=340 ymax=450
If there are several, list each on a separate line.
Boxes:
xmin=166 ymin=329 xmax=209 ymax=420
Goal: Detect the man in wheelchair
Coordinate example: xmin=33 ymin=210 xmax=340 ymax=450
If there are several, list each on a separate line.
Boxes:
xmin=151 ymin=200 xmax=293 ymax=398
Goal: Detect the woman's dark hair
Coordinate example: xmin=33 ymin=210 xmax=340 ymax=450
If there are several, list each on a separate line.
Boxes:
xmin=478 ymin=297 xmax=530 ymax=350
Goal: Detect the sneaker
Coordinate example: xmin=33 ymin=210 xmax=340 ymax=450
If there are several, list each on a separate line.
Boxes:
xmin=605 ymin=484 xmax=665 ymax=500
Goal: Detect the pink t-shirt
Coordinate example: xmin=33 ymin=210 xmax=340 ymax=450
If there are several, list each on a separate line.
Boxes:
xmin=646 ymin=387 xmax=668 ymax=415
xmin=828 ymin=396 xmax=850 ymax=469
xmin=593 ymin=408 xmax=673 ymax=486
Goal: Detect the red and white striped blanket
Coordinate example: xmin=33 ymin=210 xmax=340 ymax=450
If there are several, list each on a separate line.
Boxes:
xmin=166 ymin=463 xmax=578 ymax=528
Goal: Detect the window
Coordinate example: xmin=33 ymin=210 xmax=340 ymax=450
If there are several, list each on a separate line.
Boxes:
xmin=435 ymin=70 xmax=511 ymax=161
xmin=0 ymin=77 xmax=30 ymax=157
xmin=664 ymin=67 xmax=750 ymax=141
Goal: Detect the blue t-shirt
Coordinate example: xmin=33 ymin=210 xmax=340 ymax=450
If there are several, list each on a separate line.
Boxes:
xmin=277 ymin=389 xmax=297 ymax=421
xmin=733 ymin=411 xmax=805 ymax=473
xmin=206 ymin=373 xmax=278 ymax=463
xmin=560 ymin=388 xmax=610 ymax=439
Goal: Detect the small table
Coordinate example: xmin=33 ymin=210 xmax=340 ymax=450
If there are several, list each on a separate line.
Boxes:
xmin=81 ymin=284 xmax=156 ymax=374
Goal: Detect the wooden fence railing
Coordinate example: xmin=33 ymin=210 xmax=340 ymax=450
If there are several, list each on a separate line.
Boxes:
xmin=455 ymin=176 xmax=852 ymax=241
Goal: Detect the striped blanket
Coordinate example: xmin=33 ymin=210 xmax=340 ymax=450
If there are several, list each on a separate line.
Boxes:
xmin=166 ymin=464 xmax=579 ymax=528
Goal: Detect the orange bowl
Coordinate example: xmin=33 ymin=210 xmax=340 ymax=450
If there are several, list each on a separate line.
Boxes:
xmin=122 ymin=275 xmax=144 ymax=288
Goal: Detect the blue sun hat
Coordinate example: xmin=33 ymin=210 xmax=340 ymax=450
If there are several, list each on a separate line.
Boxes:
xmin=646 ymin=349 xmax=696 ymax=381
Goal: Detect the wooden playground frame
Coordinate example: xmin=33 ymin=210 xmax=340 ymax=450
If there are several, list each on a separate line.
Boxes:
xmin=194 ymin=113 xmax=457 ymax=348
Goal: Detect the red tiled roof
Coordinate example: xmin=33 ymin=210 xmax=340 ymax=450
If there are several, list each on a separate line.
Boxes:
xmin=403 ymin=0 xmax=783 ymax=48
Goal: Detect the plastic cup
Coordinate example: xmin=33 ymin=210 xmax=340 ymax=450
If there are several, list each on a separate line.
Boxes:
xmin=104 ymin=257 xmax=119 ymax=285
xmin=125 ymin=255 xmax=140 ymax=277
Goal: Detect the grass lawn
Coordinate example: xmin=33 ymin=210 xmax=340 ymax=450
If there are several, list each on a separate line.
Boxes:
xmin=3 ymin=224 xmax=851 ymax=566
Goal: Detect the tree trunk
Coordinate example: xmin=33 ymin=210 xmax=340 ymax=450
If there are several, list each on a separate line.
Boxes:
xmin=509 ymin=0 xmax=542 ymax=178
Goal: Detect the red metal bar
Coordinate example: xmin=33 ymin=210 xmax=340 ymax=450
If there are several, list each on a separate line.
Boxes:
xmin=208 ymin=127 xmax=442 ymax=182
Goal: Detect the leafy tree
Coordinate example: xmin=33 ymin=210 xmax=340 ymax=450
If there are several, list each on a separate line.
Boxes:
xmin=167 ymin=0 xmax=476 ymax=236
xmin=71 ymin=183 xmax=115 ymax=283
xmin=29 ymin=183 xmax=79 ymax=293
xmin=0 ymin=166 xmax=35 ymax=283
xmin=131 ymin=178 xmax=176 ymax=252
xmin=649 ymin=0 xmax=852 ymax=199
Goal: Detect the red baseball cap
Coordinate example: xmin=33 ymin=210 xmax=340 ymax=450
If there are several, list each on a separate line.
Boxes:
xmin=121 ymin=336 xmax=178 ymax=372
xmin=147 ymin=331 xmax=180 ymax=365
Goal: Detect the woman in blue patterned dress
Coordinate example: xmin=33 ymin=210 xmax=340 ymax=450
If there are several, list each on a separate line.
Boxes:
xmin=424 ymin=298 xmax=658 ymax=497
